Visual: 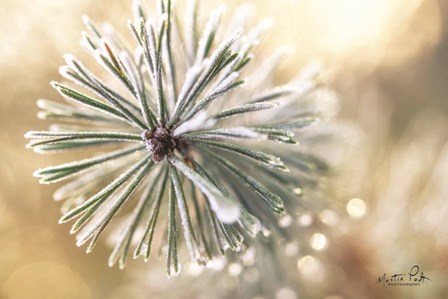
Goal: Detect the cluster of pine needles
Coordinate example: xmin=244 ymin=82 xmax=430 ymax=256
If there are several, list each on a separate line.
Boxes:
xmin=25 ymin=0 xmax=325 ymax=276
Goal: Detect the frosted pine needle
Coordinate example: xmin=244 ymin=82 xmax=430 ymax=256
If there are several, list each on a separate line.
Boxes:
xmin=25 ymin=0 xmax=326 ymax=276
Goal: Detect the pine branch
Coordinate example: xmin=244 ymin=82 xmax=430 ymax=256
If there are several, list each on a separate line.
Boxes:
xmin=26 ymin=0 xmax=331 ymax=274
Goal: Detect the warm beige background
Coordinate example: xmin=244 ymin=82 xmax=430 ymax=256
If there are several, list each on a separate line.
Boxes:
xmin=1 ymin=0 xmax=447 ymax=298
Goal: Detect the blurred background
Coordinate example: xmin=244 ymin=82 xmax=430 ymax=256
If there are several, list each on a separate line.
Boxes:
xmin=1 ymin=0 xmax=447 ymax=298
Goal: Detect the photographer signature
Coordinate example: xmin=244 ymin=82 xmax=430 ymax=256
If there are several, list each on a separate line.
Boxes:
xmin=377 ymin=265 xmax=431 ymax=286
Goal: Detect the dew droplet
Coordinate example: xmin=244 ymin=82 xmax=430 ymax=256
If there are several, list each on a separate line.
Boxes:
xmin=346 ymin=198 xmax=366 ymax=218
xmin=241 ymin=247 xmax=256 ymax=266
xmin=278 ymin=214 xmax=292 ymax=228
xmin=261 ymin=227 xmax=271 ymax=237
xmin=215 ymin=202 xmax=241 ymax=224
xmin=297 ymin=255 xmax=324 ymax=282
xmin=296 ymin=213 xmax=313 ymax=227
xmin=247 ymin=222 xmax=261 ymax=236
xmin=207 ymin=256 xmax=227 ymax=271
xmin=293 ymin=187 xmax=303 ymax=196
xmin=309 ymin=233 xmax=328 ymax=251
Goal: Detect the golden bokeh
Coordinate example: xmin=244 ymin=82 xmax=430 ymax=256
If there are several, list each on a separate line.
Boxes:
xmin=3 ymin=261 xmax=91 ymax=299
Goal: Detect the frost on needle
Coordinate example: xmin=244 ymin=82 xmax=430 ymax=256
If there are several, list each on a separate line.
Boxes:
xmin=25 ymin=0 xmax=327 ymax=276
